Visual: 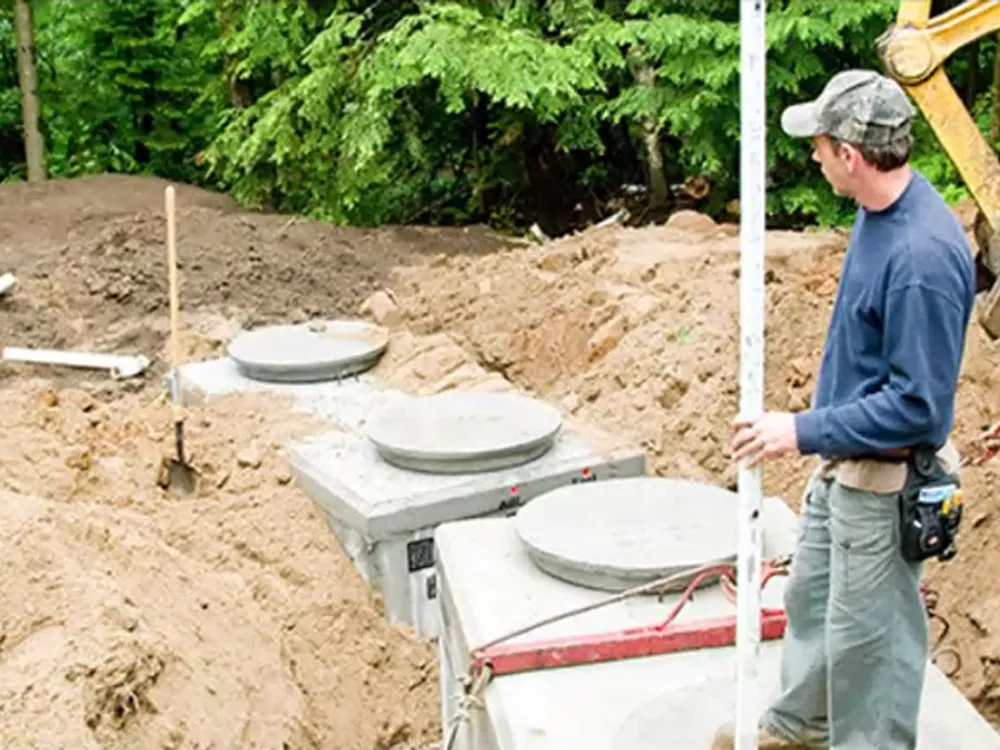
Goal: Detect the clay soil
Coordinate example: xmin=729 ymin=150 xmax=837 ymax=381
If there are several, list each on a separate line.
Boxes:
xmin=3 ymin=172 xmax=1000 ymax=746
xmin=0 ymin=174 xmax=514 ymax=750
xmin=0 ymin=173 xmax=509 ymax=388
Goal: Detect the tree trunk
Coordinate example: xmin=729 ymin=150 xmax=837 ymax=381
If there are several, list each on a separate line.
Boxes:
xmin=631 ymin=61 xmax=668 ymax=212
xmin=965 ymin=39 xmax=979 ymax=109
xmin=220 ymin=1 xmax=254 ymax=108
xmin=13 ymin=0 xmax=46 ymax=182
xmin=641 ymin=120 xmax=668 ymax=212
xmin=991 ymin=33 xmax=1000 ymax=144
xmin=226 ymin=71 xmax=254 ymax=109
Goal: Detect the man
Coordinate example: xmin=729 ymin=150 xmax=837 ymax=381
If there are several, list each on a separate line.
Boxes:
xmin=712 ymin=69 xmax=976 ymax=749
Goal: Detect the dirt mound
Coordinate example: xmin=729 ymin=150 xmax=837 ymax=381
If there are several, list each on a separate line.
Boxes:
xmin=0 ymin=174 xmax=512 ymax=388
xmin=0 ymin=382 xmax=438 ymax=750
xmin=0 ymin=174 xmax=238 ymax=256
xmin=391 ymin=212 xmax=853 ymax=494
xmin=387 ymin=209 xmax=1000 ymax=723
xmin=5 ymin=172 xmax=1000 ymax=740
xmin=0 ymin=173 xmax=528 ymax=749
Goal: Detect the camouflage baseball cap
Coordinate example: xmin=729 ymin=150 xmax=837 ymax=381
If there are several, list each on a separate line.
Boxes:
xmin=781 ymin=69 xmax=917 ymax=148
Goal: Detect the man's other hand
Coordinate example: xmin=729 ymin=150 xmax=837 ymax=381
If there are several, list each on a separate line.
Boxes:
xmin=731 ymin=412 xmax=800 ymax=468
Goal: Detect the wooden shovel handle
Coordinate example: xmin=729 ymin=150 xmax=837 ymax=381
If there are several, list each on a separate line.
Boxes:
xmin=165 ymin=185 xmax=180 ymax=372
xmin=165 ymin=185 xmax=185 ymax=425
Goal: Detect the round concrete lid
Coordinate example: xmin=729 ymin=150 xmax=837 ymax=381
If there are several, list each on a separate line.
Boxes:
xmin=514 ymin=477 xmax=738 ymax=592
xmin=364 ymin=390 xmax=563 ymax=473
xmin=611 ymin=677 xmax=735 ymax=750
xmin=227 ymin=319 xmax=389 ymax=383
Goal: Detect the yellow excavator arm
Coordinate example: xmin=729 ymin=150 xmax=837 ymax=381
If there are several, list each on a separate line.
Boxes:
xmin=878 ymin=0 xmax=1000 ymax=337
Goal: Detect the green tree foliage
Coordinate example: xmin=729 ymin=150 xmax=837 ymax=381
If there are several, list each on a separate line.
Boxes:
xmin=31 ymin=0 xmax=217 ymax=180
xmin=0 ymin=8 xmax=22 ymax=175
xmin=1 ymin=0 xmax=998 ymax=231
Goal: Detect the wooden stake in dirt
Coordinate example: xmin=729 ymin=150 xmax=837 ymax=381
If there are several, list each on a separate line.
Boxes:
xmin=736 ymin=1 xmax=766 ymax=749
xmin=164 ymin=185 xmax=199 ymax=495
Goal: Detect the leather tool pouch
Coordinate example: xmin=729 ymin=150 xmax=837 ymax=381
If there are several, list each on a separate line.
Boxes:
xmin=898 ymin=447 xmax=963 ymax=563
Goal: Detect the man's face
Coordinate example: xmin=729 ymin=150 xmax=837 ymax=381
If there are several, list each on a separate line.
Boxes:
xmin=810 ymin=134 xmax=858 ymax=197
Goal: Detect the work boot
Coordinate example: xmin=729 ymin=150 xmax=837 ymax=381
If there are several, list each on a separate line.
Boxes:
xmin=709 ymin=721 xmax=821 ymax=749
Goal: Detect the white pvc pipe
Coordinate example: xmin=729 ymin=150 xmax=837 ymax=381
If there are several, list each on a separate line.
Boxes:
xmin=0 ymin=272 xmax=15 ymax=296
xmin=2 ymin=347 xmax=151 ymax=379
xmin=737 ymin=1 xmax=766 ymax=750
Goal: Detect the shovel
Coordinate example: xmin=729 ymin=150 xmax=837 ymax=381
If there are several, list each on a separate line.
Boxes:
xmin=164 ymin=185 xmax=199 ymax=494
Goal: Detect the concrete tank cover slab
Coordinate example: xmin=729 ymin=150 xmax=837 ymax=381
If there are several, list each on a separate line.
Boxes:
xmin=226 ymin=319 xmax=389 ymax=383
xmin=610 ymin=677 xmax=742 ymax=750
xmin=363 ymin=390 xmax=564 ymax=474
xmin=611 ymin=672 xmax=981 ymax=750
xmin=514 ymin=476 xmax=739 ymax=593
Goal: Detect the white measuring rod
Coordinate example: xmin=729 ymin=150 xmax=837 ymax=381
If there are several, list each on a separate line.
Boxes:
xmin=737 ymin=0 xmax=766 ymax=749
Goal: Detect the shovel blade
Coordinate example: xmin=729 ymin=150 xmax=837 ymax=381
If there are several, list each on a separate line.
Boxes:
xmin=167 ymin=459 xmax=199 ymax=494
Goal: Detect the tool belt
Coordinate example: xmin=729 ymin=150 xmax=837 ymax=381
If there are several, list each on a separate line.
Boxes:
xmin=847 ymin=446 xmax=913 ymax=462
xmin=898 ymin=446 xmax=963 ymax=563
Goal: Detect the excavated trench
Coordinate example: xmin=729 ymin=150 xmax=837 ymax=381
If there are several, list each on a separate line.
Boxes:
xmin=2 ymin=176 xmax=1000 ymax=745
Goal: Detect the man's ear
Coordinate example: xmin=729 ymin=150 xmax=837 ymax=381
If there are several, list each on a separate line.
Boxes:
xmin=837 ymin=141 xmax=859 ymax=170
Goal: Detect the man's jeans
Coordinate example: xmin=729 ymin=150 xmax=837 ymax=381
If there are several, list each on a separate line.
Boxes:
xmin=760 ymin=473 xmax=929 ymax=749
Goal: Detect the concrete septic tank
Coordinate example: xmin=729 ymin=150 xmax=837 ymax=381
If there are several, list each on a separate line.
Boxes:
xmin=226 ymin=319 xmax=389 ymax=383
xmin=434 ymin=487 xmax=1000 ymax=750
xmin=364 ymin=390 xmax=565 ymax=474
xmin=172 ymin=356 xmax=646 ymax=640
xmin=288 ymin=415 xmax=645 ymax=640
xmin=172 ymin=355 xmax=373 ymax=405
xmin=514 ymin=476 xmax=739 ymax=593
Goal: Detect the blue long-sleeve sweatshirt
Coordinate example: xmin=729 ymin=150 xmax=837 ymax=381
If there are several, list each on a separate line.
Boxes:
xmin=794 ymin=170 xmax=976 ymax=458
